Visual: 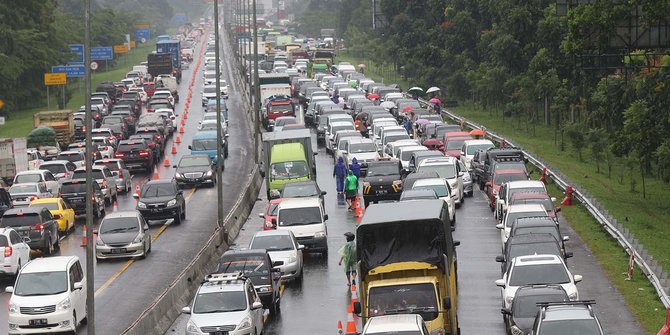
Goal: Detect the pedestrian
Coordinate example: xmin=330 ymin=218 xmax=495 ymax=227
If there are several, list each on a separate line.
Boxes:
xmin=344 ymin=170 xmax=359 ymax=210
xmin=332 ymin=93 xmax=340 ymax=105
xmin=334 ymin=156 xmax=347 ymax=193
xmin=338 ymin=232 xmax=357 ymax=286
xmin=350 ymin=158 xmax=361 ymax=178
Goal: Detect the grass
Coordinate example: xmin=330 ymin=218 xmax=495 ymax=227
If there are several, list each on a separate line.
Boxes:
xmin=0 ymin=42 xmax=155 ymax=139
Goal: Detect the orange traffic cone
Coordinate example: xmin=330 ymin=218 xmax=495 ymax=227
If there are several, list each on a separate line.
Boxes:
xmin=354 ymin=196 xmax=364 ymax=220
xmin=113 ymin=201 xmax=118 ymax=212
xmin=171 ymin=145 xmax=177 ymax=154
xmin=175 ymin=136 xmax=182 ymax=144
xmin=183 ymin=112 xmax=188 ymax=120
xmin=81 ymin=225 xmax=87 ymax=247
xmin=345 ymin=312 xmax=358 ymax=335
xmin=153 ymin=166 xmax=159 ymax=180
xmin=337 ymin=320 xmax=344 ymax=335
xmin=180 ymin=118 xmax=186 ymax=126
xmin=164 ymin=159 xmax=171 ymax=167
xmin=134 ymin=183 xmax=141 ymax=198
xmin=179 ymin=126 xmax=185 ymax=134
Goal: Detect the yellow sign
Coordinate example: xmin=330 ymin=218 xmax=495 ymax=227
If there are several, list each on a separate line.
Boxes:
xmin=130 ymin=40 xmax=136 ymax=49
xmin=133 ymin=23 xmax=150 ymax=29
xmin=113 ymin=45 xmax=129 ymax=54
xmin=44 ymin=73 xmax=67 ymax=86
xmin=0 ymin=99 xmax=4 ymax=109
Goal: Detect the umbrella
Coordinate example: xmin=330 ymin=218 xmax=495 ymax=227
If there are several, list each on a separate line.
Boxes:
xmin=429 ymin=98 xmax=441 ymax=104
xmin=358 ymin=63 xmax=366 ymax=69
xmin=380 ymin=101 xmax=395 ymax=110
xmin=408 ymin=86 xmax=424 ymax=92
xmin=426 ymin=86 xmax=440 ymax=94
xmin=470 ymin=129 xmax=485 ymax=136
xmin=415 ymin=118 xmax=431 ymax=125
xmin=368 ymin=93 xmax=380 ymax=99
xmin=355 ymin=111 xmax=370 ymax=121
xmin=402 ymin=106 xmax=414 ymax=113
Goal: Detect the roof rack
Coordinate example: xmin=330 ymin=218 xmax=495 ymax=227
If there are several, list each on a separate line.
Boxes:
xmin=204 ymin=272 xmax=247 ymax=284
xmin=538 ymin=300 xmax=597 ymax=318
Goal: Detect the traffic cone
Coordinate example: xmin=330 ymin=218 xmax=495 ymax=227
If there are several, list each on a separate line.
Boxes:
xmin=164 ymin=159 xmax=171 ymax=167
xmin=181 ymin=118 xmax=186 ymax=126
xmin=134 ymin=183 xmax=141 ymax=197
xmin=81 ymin=225 xmax=87 ymax=247
xmin=179 ymin=126 xmax=185 ymax=134
xmin=171 ymin=145 xmax=177 ymax=154
xmin=183 ymin=112 xmax=188 ymax=119
xmin=354 ymin=196 xmax=364 ymax=221
xmin=113 ymin=201 xmax=118 ymax=212
xmin=153 ymin=166 xmax=159 ymax=180
xmin=175 ymin=136 xmax=182 ymax=144
xmin=337 ymin=320 xmax=344 ymax=335
xmin=345 ymin=312 xmax=358 ymax=335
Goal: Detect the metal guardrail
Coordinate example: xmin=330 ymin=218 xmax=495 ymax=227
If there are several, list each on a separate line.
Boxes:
xmin=412 ymin=98 xmax=670 ymax=307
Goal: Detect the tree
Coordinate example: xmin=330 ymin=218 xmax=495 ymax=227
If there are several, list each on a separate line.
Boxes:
xmin=564 ymin=122 xmax=586 ymax=161
xmin=586 ymin=128 xmax=608 ymax=174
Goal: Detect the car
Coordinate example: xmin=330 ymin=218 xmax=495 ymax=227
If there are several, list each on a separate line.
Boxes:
xmin=155 ymin=108 xmax=177 ymax=131
xmin=530 ymin=300 xmax=604 ymax=334
xmin=412 ymin=178 xmax=456 ymax=226
xmin=91 ymin=136 xmax=116 ymax=159
xmin=496 ymin=180 xmax=548 ymax=221
xmin=174 ymin=154 xmax=216 ymax=187
xmin=128 ymin=134 xmax=161 ymax=161
xmin=416 ymin=156 xmax=465 ymax=207
xmin=0 ymin=227 xmax=31 ymax=279
xmin=6 ymin=256 xmax=87 ymax=334
xmin=460 ymin=139 xmax=495 ymax=171
xmin=275 ymin=181 xmax=326 ymax=207
xmin=59 ymin=180 xmax=105 ymax=217
xmin=71 ymin=166 xmax=118 ymax=205
xmin=361 ymin=315 xmax=430 ymax=335
xmin=486 ymin=169 xmax=529 ymax=210
xmin=13 ymin=170 xmax=60 ymax=196
xmin=442 ymin=131 xmax=472 ymax=158
xmin=496 ymin=233 xmax=569 ymax=275
xmin=343 ymin=138 xmax=379 ymax=169
xmin=495 ymin=254 xmax=581 ymax=310
xmin=361 ymin=159 xmax=404 ymax=207
xmin=275 ymin=198 xmax=328 ymax=254
xmin=95 ymin=211 xmax=151 ymax=260
xmin=56 ymin=151 xmax=86 ymax=168
xmin=39 ymin=160 xmax=78 ymax=181
xmin=91 ymin=128 xmax=118 ymax=147
xmin=498 ymin=204 xmax=549 ymax=247
xmin=509 ymin=191 xmax=560 ymax=222
xmin=0 ymin=207 xmax=60 ymax=255
xmin=400 ymin=189 xmax=439 ymax=201
xmin=29 ymin=198 xmax=75 ymax=233
xmin=93 ymin=159 xmax=133 ymax=194
xmin=326 ymin=121 xmax=356 ymax=154
xmin=101 ymin=115 xmax=128 ymax=140
xmin=458 ymin=160 xmax=474 ymax=197
xmin=397 ymin=145 xmax=429 ymax=169
xmin=114 ymin=139 xmax=154 ymax=172
xmin=500 ymin=285 xmax=569 ymax=335
xmin=181 ymin=272 xmax=264 ymax=335
xmin=134 ymin=179 xmax=186 ymax=224
xmin=8 ymin=183 xmax=52 ymax=207
xmin=273 ymin=116 xmax=297 ymax=132
xmin=249 ymin=229 xmax=304 ymax=281
xmin=509 ymin=216 xmax=570 ymax=252
xmin=258 ymin=198 xmax=284 ymax=230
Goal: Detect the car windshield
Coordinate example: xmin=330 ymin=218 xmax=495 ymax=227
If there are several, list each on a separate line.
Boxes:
xmin=193 ymin=290 xmax=247 ymax=314
xmin=539 ymin=319 xmax=601 ymax=334
xmin=414 ymin=185 xmax=448 ymax=197
xmin=509 ymin=263 xmax=571 ymax=286
xmin=384 ymin=134 xmax=410 ymax=145
xmin=9 ymin=185 xmax=38 ymax=194
xmin=401 ymin=149 xmax=425 ymax=161
xmin=250 ymin=235 xmax=295 ymax=251
xmin=368 ymin=283 xmax=438 ymax=321
xmin=270 ymin=161 xmax=309 ymax=180
xmin=150 ymin=103 xmax=169 ymax=109
xmin=218 ymin=256 xmax=269 ymax=276
xmin=14 ymin=271 xmax=68 ymax=296
xmin=100 ymin=217 xmax=139 ymax=234
xmin=58 ymin=154 xmax=83 ymax=163
xmin=142 ymin=183 xmax=175 ymax=197
xmin=446 ymin=139 xmax=467 ymax=150
xmin=494 ymin=173 xmax=527 ymax=184
xmin=332 ymin=125 xmax=354 ymax=134
xmin=95 ymin=162 xmax=120 ymax=171
xmin=15 ymin=174 xmax=42 ymax=183
xmin=1 ymin=214 xmax=41 ymax=227
xmin=418 ymin=164 xmax=457 ymax=179
xmin=203 ymin=86 xmax=217 ymax=94
xmin=31 ymin=203 xmax=59 ymax=211
xmin=270 ymin=104 xmax=292 ymax=113
xmin=72 ymin=170 xmax=105 ymax=180
xmin=512 ymin=198 xmax=554 ymax=211
xmin=349 ymin=142 xmax=376 ymax=153
xmin=191 ymin=139 xmax=217 ymax=151
xmin=282 ymin=184 xmax=318 ymax=198
xmin=119 ymin=143 xmax=145 ymax=151
xmin=366 ymin=164 xmax=399 ymax=176
xmin=513 ymin=293 xmax=567 ymax=317
xmin=179 ymin=156 xmax=210 ymax=167
xmin=509 ymin=242 xmax=561 ymax=260
xmin=103 ymin=117 xmax=123 ymax=124
xmin=505 ymin=211 xmax=547 ymax=227
xmin=513 ymin=227 xmax=560 ymax=241
xmin=61 ymin=183 xmax=86 ymax=194
xmin=467 ymin=143 xmax=494 ymax=155
xmin=278 ymin=207 xmax=322 ymax=226
xmin=42 ymin=164 xmax=66 ymax=175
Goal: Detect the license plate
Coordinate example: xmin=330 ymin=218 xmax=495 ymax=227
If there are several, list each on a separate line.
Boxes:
xmin=210 ymin=332 xmax=228 ymax=335
xmin=110 ymin=248 xmax=127 ymax=254
xmin=377 ymin=189 xmax=388 ymax=195
xmin=71 ymin=199 xmax=83 ymax=204
xmin=29 ymin=319 xmax=47 ymax=326
xmin=151 ymin=208 xmax=161 ymax=213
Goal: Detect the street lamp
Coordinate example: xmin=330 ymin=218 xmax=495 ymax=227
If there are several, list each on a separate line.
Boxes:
xmin=83 ymin=0 xmax=95 ymax=333
xmin=213 ymin=1 xmax=226 ymax=238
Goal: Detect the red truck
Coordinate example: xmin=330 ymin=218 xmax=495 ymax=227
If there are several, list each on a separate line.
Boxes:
xmin=263 ymin=95 xmax=296 ymax=130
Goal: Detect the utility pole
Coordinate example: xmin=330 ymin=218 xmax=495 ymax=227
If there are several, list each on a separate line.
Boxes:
xmin=247 ymin=0 xmax=253 ymax=114
xmin=84 ymin=0 xmax=95 ymax=332
xmin=253 ymin=0 xmax=260 ymax=164
xmin=214 ymin=0 xmax=226 ymax=242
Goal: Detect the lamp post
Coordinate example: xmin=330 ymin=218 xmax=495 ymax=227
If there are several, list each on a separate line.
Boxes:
xmin=83 ymin=0 xmax=95 ymax=332
xmin=213 ymin=1 xmax=226 ymax=239
xmin=252 ymin=0 xmax=260 ymax=164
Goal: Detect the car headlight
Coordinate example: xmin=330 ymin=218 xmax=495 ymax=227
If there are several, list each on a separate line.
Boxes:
xmin=96 ymin=237 xmax=104 ymax=246
xmin=133 ymin=234 xmax=143 ymax=243
xmin=57 ymin=297 xmax=71 ymax=310
xmin=205 ymin=170 xmax=213 ymax=177
xmin=8 ymin=303 xmax=18 ymax=314
xmin=314 ymin=231 xmax=326 ymax=238
xmin=511 ymin=325 xmax=524 ymax=335
xmin=568 ymin=291 xmax=578 ymax=300
xmin=257 ymin=286 xmax=272 ymax=293
xmin=175 ymin=172 xmax=184 ymax=179
xmin=167 ymin=199 xmax=177 ymax=207
xmin=137 ymin=201 xmax=147 ymax=209
xmin=239 ymin=316 xmax=252 ymax=329
xmin=505 ymin=295 xmax=514 ymax=306
xmin=289 ymin=255 xmax=297 ymax=263
xmin=186 ymin=319 xmax=199 ymax=333
xmin=363 ymin=181 xmax=371 ymax=187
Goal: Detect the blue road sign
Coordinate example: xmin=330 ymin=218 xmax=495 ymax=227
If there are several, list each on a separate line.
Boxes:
xmin=52 ymin=65 xmax=86 ymax=78
xmin=91 ymin=47 xmax=113 ymax=60
xmin=68 ymin=44 xmax=84 ymax=64
xmin=134 ymin=29 xmax=151 ymax=43
xmin=174 ymin=15 xmax=188 ymax=24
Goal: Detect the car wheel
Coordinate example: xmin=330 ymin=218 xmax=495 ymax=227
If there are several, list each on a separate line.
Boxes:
xmin=71 ymin=312 xmax=77 ymax=334
xmin=112 ymin=192 xmax=118 ymax=203
xmin=224 ymin=146 xmax=229 ymax=158
xmin=181 ymin=205 xmax=186 ymax=220
xmin=147 ymin=239 xmax=152 ymax=253
xmin=451 ymin=214 xmax=456 ymax=227
xmin=105 ymin=196 xmax=111 ymax=206
xmin=100 ymin=207 xmax=106 ymax=217
xmin=14 ymin=261 xmax=21 ymax=281
xmin=54 ymin=234 xmax=60 ymax=250
xmin=364 ymin=199 xmax=370 ymax=208
xmin=43 ymin=237 xmax=53 ymax=256
xmin=173 ymin=212 xmax=182 ymax=225
xmin=145 ymin=164 xmax=152 ymax=173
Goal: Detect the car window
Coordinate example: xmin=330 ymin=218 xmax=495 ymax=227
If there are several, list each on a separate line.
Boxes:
xmin=250 ymin=235 xmax=295 ymax=251
xmin=15 ymin=174 xmax=42 ymax=183
xmin=142 ymin=183 xmax=176 ymax=197
xmin=0 ymin=235 xmax=8 ymax=247
xmin=69 ymin=264 xmax=76 ymax=291
xmin=45 ymin=172 xmax=56 ymax=181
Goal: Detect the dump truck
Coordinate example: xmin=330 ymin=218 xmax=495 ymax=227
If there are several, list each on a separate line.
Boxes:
xmin=33 ymin=110 xmax=74 ymax=147
xmin=354 ymin=200 xmax=460 ymax=335
xmin=147 ymin=53 xmax=174 ymax=79
xmin=261 ymin=129 xmax=316 ymax=197
xmin=0 ymin=138 xmax=30 ymax=185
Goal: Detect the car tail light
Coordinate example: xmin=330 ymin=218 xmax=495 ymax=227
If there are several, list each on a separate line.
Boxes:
xmin=139 ymin=150 xmax=150 ymax=157
xmin=4 ymin=246 xmax=12 ymax=257
xmin=108 ymin=136 xmax=116 ymax=141
xmin=115 ymin=152 xmax=125 ymax=158
xmin=82 ymin=126 xmax=86 ymax=132
xmin=29 ymin=196 xmax=38 ymax=201
xmin=32 ymin=223 xmax=45 ymax=231
xmin=118 ymin=170 xmax=124 ymax=178
xmin=102 ymin=146 xmax=109 ymax=151
xmin=101 ymin=180 xmax=108 ymax=189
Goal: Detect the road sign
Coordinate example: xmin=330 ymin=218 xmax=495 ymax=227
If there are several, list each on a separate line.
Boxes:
xmin=90 ymin=61 xmax=99 ymax=71
xmin=68 ymin=44 xmax=84 ymax=64
xmin=91 ymin=47 xmax=113 ymax=60
xmin=44 ymin=73 xmax=67 ymax=85
xmin=134 ymin=28 xmax=151 ymax=43
xmin=0 ymin=117 xmax=5 ymax=125
xmin=113 ymin=44 xmax=129 ymax=54
xmin=130 ymin=40 xmax=136 ymax=49
xmin=0 ymin=99 xmax=4 ymax=110
xmin=51 ymin=65 xmax=86 ymax=78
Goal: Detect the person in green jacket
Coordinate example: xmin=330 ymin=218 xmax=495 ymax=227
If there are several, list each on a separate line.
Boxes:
xmin=344 ymin=170 xmax=358 ymax=210
xmin=338 ymin=232 xmax=357 ymax=286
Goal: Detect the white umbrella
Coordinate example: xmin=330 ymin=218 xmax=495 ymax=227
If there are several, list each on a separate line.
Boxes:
xmin=408 ymin=86 xmax=424 ymax=92
xmin=426 ymin=86 xmax=440 ymax=94
xmin=380 ymin=101 xmax=395 ymax=110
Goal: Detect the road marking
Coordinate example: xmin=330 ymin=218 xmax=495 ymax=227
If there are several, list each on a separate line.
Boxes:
xmin=95 ymin=187 xmax=196 ymax=297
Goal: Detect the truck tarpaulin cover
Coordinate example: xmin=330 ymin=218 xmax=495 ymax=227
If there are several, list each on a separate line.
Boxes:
xmin=356 ymin=200 xmax=448 ymax=275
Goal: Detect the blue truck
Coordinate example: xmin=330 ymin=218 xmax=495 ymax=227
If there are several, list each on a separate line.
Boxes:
xmin=156 ymin=40 xmax=182 ymax=83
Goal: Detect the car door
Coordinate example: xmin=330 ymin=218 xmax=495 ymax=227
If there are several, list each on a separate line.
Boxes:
xmin=41 ymin=209 xmax=58 ymax=242
xmin=60 ymin=199 xmax=74 ymax=229
xmin=70 ymin=260 xmax=86 ymax=318
xmin=9 ymin=230 xmax=30 ymax=267
xmin=247 ymin=283 xmax=264 ymax=333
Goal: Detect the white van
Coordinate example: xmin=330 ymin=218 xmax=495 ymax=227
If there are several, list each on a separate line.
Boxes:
xmin=275 ymin=198 xmax=328 ymax=255
xmin=362 ymin=315 xmax=430 ymax=335
xmin=6 ymin=256 xmax=87 ymax=334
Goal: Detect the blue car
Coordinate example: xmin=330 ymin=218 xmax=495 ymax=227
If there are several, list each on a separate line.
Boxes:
xmin=189 ymin=130 xmax=227 ymax=167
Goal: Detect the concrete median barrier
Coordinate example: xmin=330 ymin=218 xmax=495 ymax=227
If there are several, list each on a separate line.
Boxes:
xmin=121 ymin=165 xmax=262 ymax=335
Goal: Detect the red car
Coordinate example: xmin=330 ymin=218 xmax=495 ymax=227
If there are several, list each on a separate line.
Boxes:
xmin=258 ymin=198 xmax=285 ymax=230
xmin=485 ymin=169 xmax=528 ymax=210
xmin=442 ymin=132 xmax=472 ymax=158
xmin=509 ymin=191 xmax=560 ymax=221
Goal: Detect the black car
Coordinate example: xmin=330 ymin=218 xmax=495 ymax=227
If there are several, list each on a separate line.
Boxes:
xmin=115 ymin=139 xmax=154 ymax=172
xmin=501 ymin=285 xmax=569 ymax=334
xmin=173 ymin=154 xmax=215 ymax=187
xmin=0 ymin=188 xmax=13 ymax=217
xmin=361 ymin=159 xmax=404 ymax=207
xmin=128 ymin=134 xmax=161 ymax=162
xmin=135 ymin=126 xmax=165 ymax=148
xmin=509 ymin=216 xmax=569 ymax=253
xmin=111 ymin=110 xmax=137 ymax=133
xmin=216 ymin=249 xmax=282 ymax=315
xmin=496 ymin=233 xmax=571 ymax=274
xmin=60 ymin=179 xmax=106 ymax=217
xmin=134 ymin=179 xmax=185 ymax=224
xmin=0 ymin=207 xmax=59 ymax=255
xmin=480 ymin=147 xmax=525 ymax=188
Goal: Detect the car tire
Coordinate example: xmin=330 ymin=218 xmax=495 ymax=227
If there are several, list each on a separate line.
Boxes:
xmin=43 ymin=237 xmax=53 ymax=256
xmin=71 ymin=312 xmax=77 ymax=334
xmin=54 ymin=234 xmax=60 ymax=250
xmin=147 ymin=239 xmax=152 ymax=253
xmin=224 ymin=146 xmax=229 ymax=158
xmin=364 ymin=199 xmax=370 ymax=208
xmin=145 ymin=164 xmax=152 ymax=173
xmin=173 ymin=212 xmax=182 ymax=225
xmin=451 ymin=214 xmax=456 ymax=227
xmin=181 ymin=206 xmax=186 ymax=220
xmin=100 ymin=207 xmax=106 ymax=218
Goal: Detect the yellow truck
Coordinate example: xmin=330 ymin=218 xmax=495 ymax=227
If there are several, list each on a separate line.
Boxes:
xmin=33 ymin=110 xmax=74 ymax=147
xmin=354 ymin=200 xmax=460 ymax=335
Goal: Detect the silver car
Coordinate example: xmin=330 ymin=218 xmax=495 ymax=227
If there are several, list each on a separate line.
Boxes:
xmin=8 ymin=183 xmax=52 ymax=207
xmin=95 ymin=211 xmax=151 ymax=260
xmin=93 ymin=158 xmax=133 ymax=194
xmin=249 ymin=229 xmax=304 ymax=281
xmin=71 ymin=166 xmax=118 ymax=205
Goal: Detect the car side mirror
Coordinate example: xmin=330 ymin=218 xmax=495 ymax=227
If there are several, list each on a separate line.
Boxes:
xmin=298 ymin=244 xmax=305 ymax=250
xmin=272 ymin=260 xmax=284 ymax=267
xmin=501 ymin=308 xmax=511 ymax=315
xmin=188 ymin=145 xmax=192 ymax=150
xmin=453 ymin=240 xmax=460 ymax=247
xmin=321 ymin=191 xmax=327 ymax=196
xmin=258 ymin=213 xmax=265 ymax=218
xmin=252 ymin=301 xmax=263 ymax=310
xmin=495 ymin=224 xmax=504 ymax=230
xmin=563 ymin=236 xmax=570 ymax=242
xmin=73 ymin=282 xmax=83 ymax=290
xmin=495 ymin=279 xmax=505 ymax=288
xmin=132 ymin=193 xmax=139 ymax=199
xmin=495 ymin=255 xmax=505 ymax=263
xmin=52 ymin=214 xmax=61 ymax=220
xmin=181 ymin=306 xmax=191 ymax=314
xmin=565 ymin=251 xmax=574 ymax=259
xmin=323 ymin=214 xmax=328 ymax=221
xmin=573 ymin=274 xmax=583 ymax=283
xmin=443 ymin=298 xmax=451 ymax=310
xmin=5 ymin=286 xmax=13 ymax=293
xmin=173 ymin=165 xmax=177 ymax=168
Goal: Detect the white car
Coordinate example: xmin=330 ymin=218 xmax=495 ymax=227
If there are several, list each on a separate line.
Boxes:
xmin=249 ymin=230 xmax=304 ymax=281
xmin=203 ymin=70 xmax=218 ymax=85
xmin=182 ymin=273 xmax=264 ymax=335
xmin=460 ymin=139 xmax=495 ymax=171
xmin=412 ymin=178 xmax=456 ymax=226
xmin=382 ymin=139 xmax=420 ymax=158
xmin=38 ymin=160 xmax=77 ymax=181
xmin=396 ymin=145 xmax=429 ymax=169
xmin=7 ymin=256 xmax=88 ymax=334
xmin=13 ymin=170 xmax=60 ymax=196
xmin=416 ymin=157 xmax=464 ymax=207
xmin=91 ymin=136 xmax=115 ymax=159
xmin=201 ymin=85 xmax=219 ymax=106
xmin=362 ymin=315 xmax=430 ymax=335
xmin=8 ymin=183 xmax=52 ymax=206
xmin=495 ymin=254 xmax=581 ymax=309
xmin=152 ymin=89 xmax=175 ymax=105
xmin=496 ymin=180 xmax=548 ymax=222
xmin=326 ymin=121 xmax=356 ymax=153
xmin=155 ymin=108 xmax=178 ymax=129
xmin=344 ymin=138 xmax=379 ymax=166
xmin=0 ymin=227 xmax=31 ymax=278
xmin=275 ymin=198 xmax=328 ymax=255
xmin=496 ymin=204 xmax=549 ymax=247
